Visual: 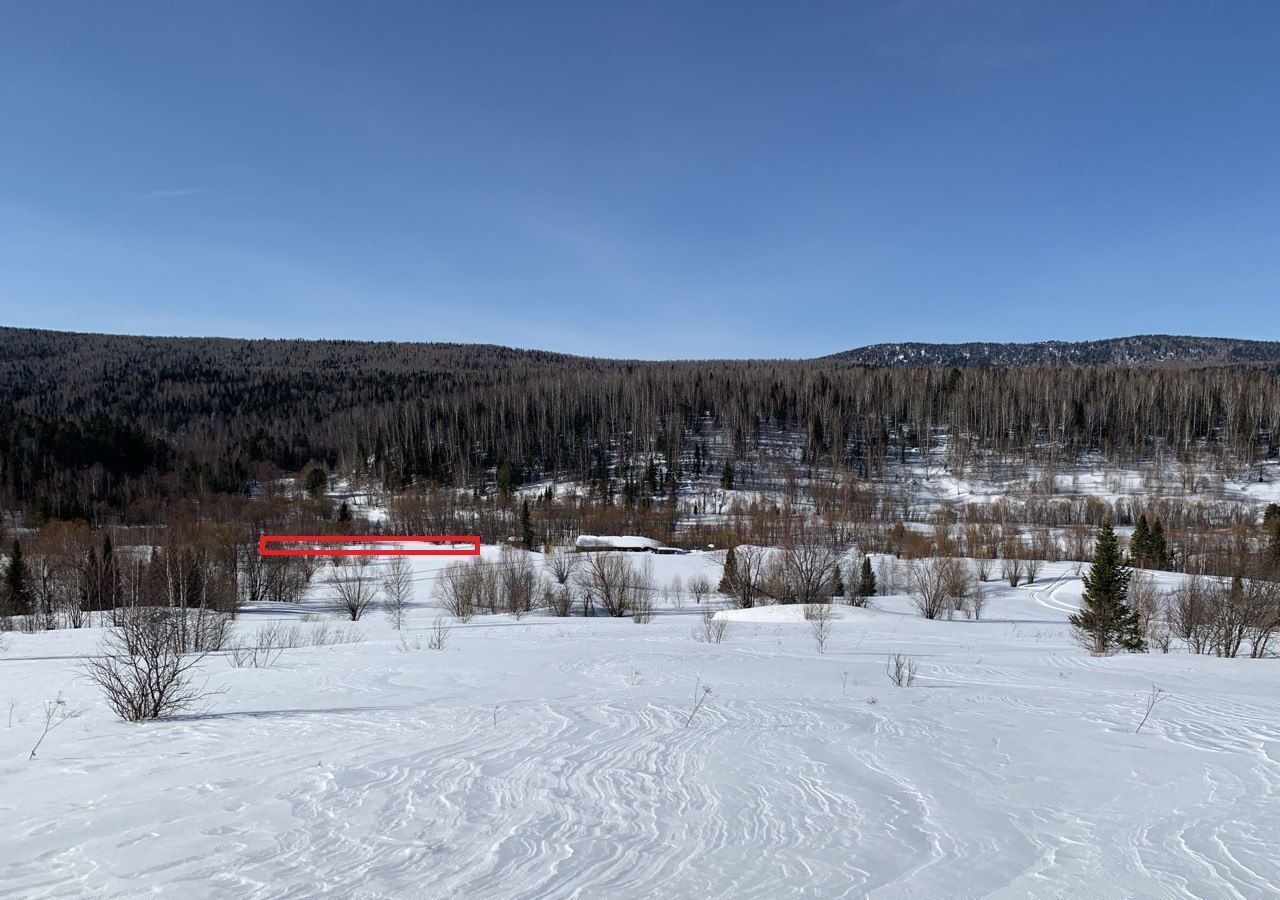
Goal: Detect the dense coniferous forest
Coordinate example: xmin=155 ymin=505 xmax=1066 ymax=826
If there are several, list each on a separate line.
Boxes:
xmin=2 ymin=327 xmax=1279 ymax=526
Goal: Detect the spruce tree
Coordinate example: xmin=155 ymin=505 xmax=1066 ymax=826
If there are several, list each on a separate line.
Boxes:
xmin=1069 ymin=519 xmax=1146 ymax=654
xmin=305 ymin=466 xmax=328 ymax=498
xmin=858 ymin=556 xmax=877 ymax=598
xmin=719 ymin=546 xmax=739 ymax=595
xmin=520 ymin=499 xmax=535 ymax=551
xmin=497 ymin=461 xmax=517 ymax=495
xmin=1265 ymin=517 xmax=1280 ymax=571
xmin=720 ymin=463 xmax=735 ymax=491
xmin=1130 ymin=515 xmax=1150 ymax=566
xmin=3 ymin=541 xmax=33 ymax=618
xmin=1149 ymin=519 xmax=1167 ymax=569
xmin=1264 ymin=503 xmax=1280 ymax=527
xmin=830 ymin=564 xmax=845 ymax=600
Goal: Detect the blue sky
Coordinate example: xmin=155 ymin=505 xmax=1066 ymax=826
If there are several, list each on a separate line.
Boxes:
xmin=1 ymin=2 xmax=1277 ymax=358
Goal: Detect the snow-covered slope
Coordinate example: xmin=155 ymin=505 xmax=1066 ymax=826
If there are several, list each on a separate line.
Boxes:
xmin=2 ymin=553 xmax=1278 ymax=898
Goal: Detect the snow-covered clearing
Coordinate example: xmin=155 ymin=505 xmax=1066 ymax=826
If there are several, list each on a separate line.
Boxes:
xmin=2 ymin=552 xmax=1279 ymax=898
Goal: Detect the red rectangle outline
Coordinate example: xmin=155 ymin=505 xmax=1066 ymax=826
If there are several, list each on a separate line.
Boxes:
xmin=259 ymin=535 xmax=481 ymax=558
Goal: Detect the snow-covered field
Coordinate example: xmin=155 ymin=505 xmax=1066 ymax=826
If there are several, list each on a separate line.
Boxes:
xmin=3 ymin=551 xmax=1279 ymax=899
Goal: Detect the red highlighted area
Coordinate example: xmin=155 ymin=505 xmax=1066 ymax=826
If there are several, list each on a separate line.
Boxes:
xmin=258 ymin=534 xmax=481 ymax=558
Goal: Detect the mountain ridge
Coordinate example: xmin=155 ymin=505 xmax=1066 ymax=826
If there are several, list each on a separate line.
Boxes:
xmin=826 ymin=334 xmax=1280 ymax=368
xmin=2 ymin=326 xmax=1279 ymax=368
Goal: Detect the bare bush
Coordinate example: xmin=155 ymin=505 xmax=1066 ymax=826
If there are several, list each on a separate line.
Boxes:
xmin=1024 ymin=557 xmax=1042 ymax=584
xmin=545 ymin=545 xmax=580 ymax=586
xmin=974 ymin=558 xmax=990 ymax=583
xmin=326 ymin=556 xmax=381 ymax=621
xmin=434 ymin=560 xmax=481 ymax=621
xmin=85 ymin=607 xmax=219 ymax=721
xmin=229 ymin=622 xmax=294 ymax=668
xmin=965 ymin=580 xmax=990 ymax=620
xmin=692 ymin=604 xmax=729 ymax=644
xmin=304 ymin=623 xmax=363 ymax=647
xmin=1001 ymin=555 xmax=1025 ymax=588
xmin=426 ymin=615 xmax=451 ymax=651
xmin=172 ymin=606 xmax=233 ymax=654
xmin=576 ymin=553 xmax=653 ymax=618
xmin=886 ymin=653 xmax=918 ymax=687
xmin=632 ymin=590 xmax=655 ymax=624
xmin=806 ymin=603 xmax=833 ymax=653
xmin=543 ymin=580 xmax=573 ymax=616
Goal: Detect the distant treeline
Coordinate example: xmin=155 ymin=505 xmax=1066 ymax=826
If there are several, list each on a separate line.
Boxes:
xmin=1 ymin=327 xmax=1278 ymax=523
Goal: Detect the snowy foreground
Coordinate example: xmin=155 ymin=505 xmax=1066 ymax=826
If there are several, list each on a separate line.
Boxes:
xmin=2 ymin=552 xmax=1279 ymax=899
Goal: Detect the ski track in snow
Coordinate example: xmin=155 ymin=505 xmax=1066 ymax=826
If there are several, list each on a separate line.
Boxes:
xmin=2 ymin=558 xmax=1279 ymax=899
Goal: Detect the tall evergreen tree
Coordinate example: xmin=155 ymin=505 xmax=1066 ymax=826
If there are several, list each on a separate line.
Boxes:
xmin=1130 ymin=515 xmax=1150 ymax=566
xmin=719 ymin=546 xmax=739 ymax=595
xmin=1069 ymin=519 xmax=1146 ymax=654
xmin=304 ymin=466 xmax=328 ymax=498
xmin=1149 ymin=518 xmax=1167 ymax=569
xmin=3 ymin=540 xmax=33 ymax=618
xmin=1264 ymin=503 xmax=1280 ymax=527
xmin=858 ymin=556 xmax=877 ymax=598
xmin=720 ymin=463 xmax=735 ymax=491
xmin=497 ymin=461 xmax=518 ymax=495
xmin=830 ymin=563 xmax=845 ymax=600
xmin=520 ymin=498 xmax=535 ymax=551
xmin=1265 ymin=517 xmax=1280 ymax=571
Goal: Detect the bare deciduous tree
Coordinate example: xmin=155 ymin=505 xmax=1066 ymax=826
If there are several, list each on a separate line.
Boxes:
xmin=668 ymin=575 xmax=686 ymax=610
xmin=908 ymin=557 xmax=972 ymax=620
xmin=723 ymin=546 xmax=770 ymax=609
xmin=499 ymin=547 xmax=538 ymax=617
xmin=435 ymin=560 xmax=480 ymax=621
xmin=545 ymin=545 xmax=580 ymax=587
xmin=1169 ymin=575 xmax=1214 ymax=654
xmin=575 ymin=553 xmax=653 ymax=618
xmin=382 ymin=557 xmax=413 ymax=630
xmin=688 ymin=574 xmax=712 ymax=606
xmin=1024 ymin=556 xmax=1042 ymax=584
xmin=774 ymin=536 xmax=839 ymax=605
xmin=1001 ymin=554 xmax=1025 ymax=588
xmin=326 ymin=556 xmax=381 ymax=621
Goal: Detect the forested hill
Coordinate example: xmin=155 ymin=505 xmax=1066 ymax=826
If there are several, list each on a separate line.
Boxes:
xmin=2 ymin=326 xmax=1278 ymax=524
xmin=827 ymin=335 xmax=1280 ymax=368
